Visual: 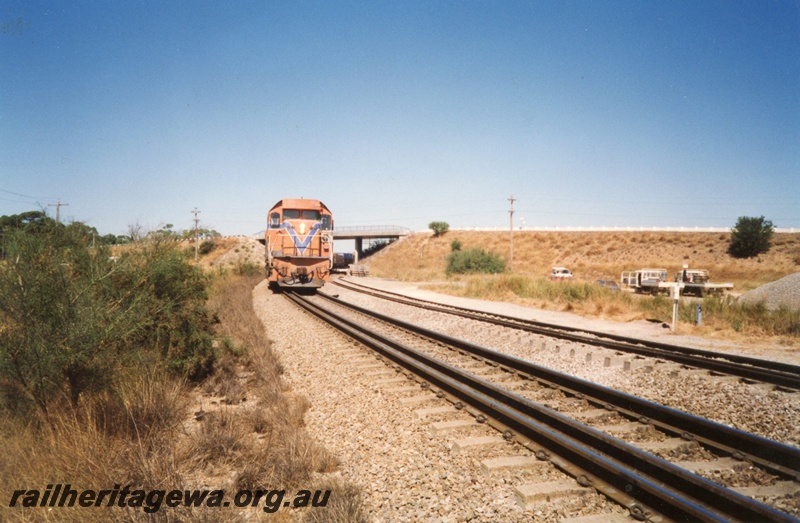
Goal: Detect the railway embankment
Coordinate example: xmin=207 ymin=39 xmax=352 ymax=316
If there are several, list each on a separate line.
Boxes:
xmin=363 ymin=231 xmax=800 ymax=344
xmin=366 ymin=230 xmax=800 ymax=293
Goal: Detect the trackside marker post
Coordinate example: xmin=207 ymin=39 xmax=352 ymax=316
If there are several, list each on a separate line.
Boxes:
xmin=670 ymin=283 xmax=683 ymax=331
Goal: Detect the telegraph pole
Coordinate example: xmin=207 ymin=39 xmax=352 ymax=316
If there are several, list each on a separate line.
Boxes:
xmin=48 ymin=198 xmax=68 ymax=224
xmin=192 ymin=207 xmax=201 ymax=264
xmin=508 ymin=194 xmax=516 ymax=271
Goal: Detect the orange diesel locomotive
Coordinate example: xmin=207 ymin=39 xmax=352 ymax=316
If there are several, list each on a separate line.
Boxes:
xmin=264 ymin=198 xmax=334 ymax=289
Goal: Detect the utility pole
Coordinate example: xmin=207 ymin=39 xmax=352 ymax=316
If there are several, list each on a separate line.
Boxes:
xmin=48 ymin=198 xmax=68 ymax=224
xmin=192 ymin=207 xmax=201 ymax=264
xmin=508 ymin=194 xmax=516 ymax=271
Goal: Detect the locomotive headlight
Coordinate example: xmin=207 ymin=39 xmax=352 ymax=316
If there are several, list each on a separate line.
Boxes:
xmin=299 ymin=223 xmax=306 ymax=234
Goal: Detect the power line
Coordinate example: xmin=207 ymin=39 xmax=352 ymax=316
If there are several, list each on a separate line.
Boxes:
xmin=0 ymin=197 xmax=39 ymax=204
xmin=0 ymin=188 xmax=57 ymax=201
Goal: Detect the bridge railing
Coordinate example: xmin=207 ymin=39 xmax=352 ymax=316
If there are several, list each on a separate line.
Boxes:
xmin=333 ymin=225 xmax=411 ymax=235
xmin=452 ymin=226 xmax=799 ymax=233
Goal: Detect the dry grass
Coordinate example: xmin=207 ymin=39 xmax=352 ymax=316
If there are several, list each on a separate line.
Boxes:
xmin=371 ymin=231 xmax=800 ymax=289
xmin=368 ymin=231 xmax=800 ymax=342
xmin=0 ymin=370 xmax=193 ymax=522
xmin=0 ymin=273 xmax=364 ymax=522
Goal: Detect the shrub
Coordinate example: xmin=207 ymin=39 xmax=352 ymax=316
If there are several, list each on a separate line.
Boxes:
xmin=0 ymin=227 xmax=215 ymax=418
xmin=123 ymin=240 xmax=216 ymax=381
xmin=429 ymin=221 xmax=449 ymax=237
xmin=199 ymin=239 xmax=216 ymax=255
xmin=729 ymin=216 xmax=774 ymax=258
xmin=450 ymin=239 xmax=462 ymax=252
xmin=446 ymin=248 xmax=505 ymax=275
xmin=363 ymin=239 xmax=391 ymax=257
xmin=234 ymin=260 xmax=260 ymax=277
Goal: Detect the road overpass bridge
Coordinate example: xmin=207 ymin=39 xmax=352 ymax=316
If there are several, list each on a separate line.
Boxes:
xmin=332 ymin=225 xmax=411 ymax=257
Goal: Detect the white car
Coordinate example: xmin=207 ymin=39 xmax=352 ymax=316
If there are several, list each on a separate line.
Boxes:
xmin=550 ymin=267 xmax=573 ymax=280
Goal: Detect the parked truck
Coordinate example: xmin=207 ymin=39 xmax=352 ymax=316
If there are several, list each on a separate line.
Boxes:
xmin=674 ymin=266 xmax=733 ymax=296
xmin=620 ymin=268 xmax=668 ymax=294
xmin=621 ymin=266 xmax=733 ymax=296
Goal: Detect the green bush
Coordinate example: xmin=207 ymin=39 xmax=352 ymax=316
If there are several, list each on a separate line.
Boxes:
xmin=729 ymin=215 xmax=774 ymax=258
xmin=0 ymin=228 xmax=215 ymax=418
xmin=429 ymin=221 xmax=449 ymax=237
xmin=199 ymin=239 xmax=216 ymax=255
xmin=107 ymin=237 xmax=216 ymax=382
xmin=446 ymin=248 xmax=505 ymax=275
xmin=450 ymin=239 xmax=462 ymax=252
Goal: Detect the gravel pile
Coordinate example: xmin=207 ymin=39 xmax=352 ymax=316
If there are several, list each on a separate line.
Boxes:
xmin=739 ymin=272 xmax=800 ymax=311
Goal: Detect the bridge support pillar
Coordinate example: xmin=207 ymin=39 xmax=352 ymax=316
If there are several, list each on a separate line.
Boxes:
xmin=355 ymin=238 xmax=364 ymax=259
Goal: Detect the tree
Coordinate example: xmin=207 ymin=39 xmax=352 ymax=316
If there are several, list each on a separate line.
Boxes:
xmin=0 ymin=211 xmax=57 ymax=235
xmin=182 ymin=227 xmax=220 ymax=240
xmin=429 ymin=221 xmax=449 ymax=237
xmin=729 ymin=216 xmax=774 ymax=258
xmin=127 ymin=222 xmax=146 ymax=241
xmin=63 ymin=221 xmax=100 ymax=244
xmin=151 ymin=223 xmax=179 ymax=240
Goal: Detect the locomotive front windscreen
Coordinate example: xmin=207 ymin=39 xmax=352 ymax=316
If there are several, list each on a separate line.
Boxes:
xmin=268 ymin=208 xmax=331 ymax=229
xmin=283 ymin=210 xmax=320 ymax=220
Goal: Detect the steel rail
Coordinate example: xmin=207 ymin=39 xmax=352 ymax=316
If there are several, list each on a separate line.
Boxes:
xmin=332 ymin=278 xmax=800 ymax=389
xmin=317 ymin=291 xmax=800 ymax=480
xmin=286 ymin=292 xmax=799 ymax=523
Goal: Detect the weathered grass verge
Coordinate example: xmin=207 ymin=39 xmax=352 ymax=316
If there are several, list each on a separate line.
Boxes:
xmin=431 ymin=274 xmax=638 ymax=318
xmin=187 ymin=273 xmax=365 ymax=522
xmin=370 ymin=232 xmax=800 ymax=343
xmin=427 ymin=274 xmax=800 ymax=341
xmin=0 ymin=273 xmax=365 ymax=522
xmin=689 ymin=296 xmax=800 ymax=338
xmin=0 ymin=369 xmax=195 ymax=523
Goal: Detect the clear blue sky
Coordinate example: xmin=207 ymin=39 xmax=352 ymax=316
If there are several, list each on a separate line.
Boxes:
xmin=2 ymin=1 xmax=798 ymax=236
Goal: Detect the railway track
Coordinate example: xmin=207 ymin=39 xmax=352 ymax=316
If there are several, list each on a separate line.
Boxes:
xmin=283 ymin=289 xmax=800 ymax=522
xmin=332 ymin=277 xmax=800 ymax=391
